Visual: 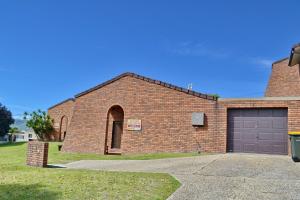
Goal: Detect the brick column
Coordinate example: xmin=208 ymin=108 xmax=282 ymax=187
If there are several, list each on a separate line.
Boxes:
xmin=26 ymin=141 xmax=49 ymax=167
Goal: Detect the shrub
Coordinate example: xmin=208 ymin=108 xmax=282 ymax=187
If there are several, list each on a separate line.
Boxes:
xmin=24 ymin=110 xmax=54 ymax=141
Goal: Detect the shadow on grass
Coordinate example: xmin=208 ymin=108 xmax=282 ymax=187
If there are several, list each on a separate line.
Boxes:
xmin=0 ymin=142 xmax=27 ymax=147
xmin=47 ymin=164 xmax=66 ymax=169
xmin=0 ymin=183 xmax=60 ymax=200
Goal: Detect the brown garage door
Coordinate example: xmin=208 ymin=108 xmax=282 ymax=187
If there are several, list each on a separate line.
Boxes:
xmin=227 ymin=108 xmax=288 ymax=155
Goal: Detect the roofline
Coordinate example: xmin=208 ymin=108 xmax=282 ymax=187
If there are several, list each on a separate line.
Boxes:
xmin=288 ymin=50 xmax=294 ymax=66
xmin=75 ymin=72 xmax=218 ymax=101
xmin=219 ymin=96 xmax=300 ymax=101
xmin=292 ymin=43 xmax=300 ymax=49
xmin=48 ymin=98 xmax=75 ymax=110
xmin=272 ymin=57 xmax=289 ymax=66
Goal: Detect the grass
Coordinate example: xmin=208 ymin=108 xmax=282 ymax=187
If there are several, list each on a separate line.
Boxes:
xmin=0 ymin=142 xmax=203 ymax=200
xmin=48 ymin=142 xmax=200 ymax=164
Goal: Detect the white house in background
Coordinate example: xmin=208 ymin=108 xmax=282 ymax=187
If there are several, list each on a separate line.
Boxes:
xmin=15 ymin=130 xmax=37 ymax=142
xmin=0 ymin=135 xmax=9 ymax=144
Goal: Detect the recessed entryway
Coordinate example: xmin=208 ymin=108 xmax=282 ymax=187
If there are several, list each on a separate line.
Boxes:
xmin=59 ymin=115 xmax=68 ymax=141
xmin=105 ymin=105 xmax=124 ymax=154
xmin=111 ymin=121 xmax=123 ymax=149
xmin=227 ymin=108 xmax=288 ymax=155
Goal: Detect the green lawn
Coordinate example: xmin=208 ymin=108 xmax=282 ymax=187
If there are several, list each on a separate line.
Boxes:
xmin=0 ymin=142 xmax=202 ymax=200
xmin=48 ymin=142 xmax=200 ymax=164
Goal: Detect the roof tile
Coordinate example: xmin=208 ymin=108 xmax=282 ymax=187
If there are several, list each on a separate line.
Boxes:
xmin=70 ymin=72 xmax=218 ymax=101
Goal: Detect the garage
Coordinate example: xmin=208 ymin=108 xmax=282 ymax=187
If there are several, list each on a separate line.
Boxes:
xmin=227 ymin=108 xmax=288 ymax=155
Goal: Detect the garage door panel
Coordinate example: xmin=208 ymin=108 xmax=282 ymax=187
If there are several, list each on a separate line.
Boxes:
xmin=239 ymin=128 xmax=257 ymax=134
xmin=229 ymin=110 xmax=242 ymax=117
xmin=244 ymin=120 xmax=257 ymax=128
xmin=235 ymin=121 xmax=243 ymax=128
xmin=243 ymin=143 xmax=257 ymax=153
xmin=242 ymin=109 xmax=258 ymax=117
xmin=273 ymin=109 xmax=287 ymax=117
xmin=273 ymin=132 xmax=287 ymax=141
xmin=242 ymin=132 xmax=257 ymax=140
xmin=258 ymin=142 xmax=286 ymax=155
xmin=230 ymin=142 xmax=242 ymax=152
xmin=258 ymin=144 xmax=273 ymax=154
xmin=258 ymin=120 xmax=272 ymax=128
xmin=258 ymin=132 xmax=273 ymax=140
xmin=227 ymin=108 xmax=288 ymax=155
xmin=273 ymin=144 xmax=287 ymax=155
xmin=230 ymin=131 xmax=241 ymax=139
xmin=259 ymin=109 xmax=273 ymax=117
xmin=228 ymin=120 xmax=243 ymax=128
xmin=272 ymin=119 xmax=287 ymax=129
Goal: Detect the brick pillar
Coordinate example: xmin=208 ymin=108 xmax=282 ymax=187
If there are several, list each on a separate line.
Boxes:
xmin=26 ymin=141 xmax=49 ymax=167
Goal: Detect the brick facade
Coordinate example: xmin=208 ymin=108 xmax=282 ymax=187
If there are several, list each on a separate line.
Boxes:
xmin=26 ymin=141 xmax=49 ymax=167
xmin=60 ymin=75 xmax=220 ymax=154
xmin=48 ymin=67 xmax=300 ymax=155
xmin=265 ymin=58 xmax=300 ymax=97
xmin=48 ymin=98 xmax=74 ymax=141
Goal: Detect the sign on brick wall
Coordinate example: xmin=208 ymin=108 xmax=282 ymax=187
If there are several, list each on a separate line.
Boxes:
xmin=54 ymin=122 xmax=60 ymax=129
xmin=127 ymin=119 xmax=142 ymax=131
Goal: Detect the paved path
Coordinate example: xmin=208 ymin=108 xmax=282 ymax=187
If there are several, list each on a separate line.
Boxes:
xmin=65 ymin=154 xmax=300 ymax=200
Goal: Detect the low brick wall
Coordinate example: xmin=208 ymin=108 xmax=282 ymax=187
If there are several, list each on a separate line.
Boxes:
xmin=26 ymin=141 xmax=49 ymax=167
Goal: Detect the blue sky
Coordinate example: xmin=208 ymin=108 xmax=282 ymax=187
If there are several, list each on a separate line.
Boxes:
xmin=0 ymin=0 xmax=299 ymax=118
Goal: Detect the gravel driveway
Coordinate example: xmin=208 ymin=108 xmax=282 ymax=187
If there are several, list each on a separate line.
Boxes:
xmin=65 ymin=154 xmax=300 ymax=200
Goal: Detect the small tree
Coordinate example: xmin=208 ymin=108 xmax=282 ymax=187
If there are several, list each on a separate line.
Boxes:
xmin=9 ymin=127 xmax=20 ymax=134
xmin=0 ymin=103 xmax=14 ymax=137
xmin=209 ymin=94 xmax=220 ymax=99
xmin=24 ymin=110 xmax=54 ymax=141
xmin=8 ymin=127 xmax=20 ymax=142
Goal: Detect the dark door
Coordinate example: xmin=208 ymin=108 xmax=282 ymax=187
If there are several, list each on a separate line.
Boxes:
xmin=111 ymin=121 xmax=123 ymax=149
xmin=227 ymin=109 xmax=288 ymax=155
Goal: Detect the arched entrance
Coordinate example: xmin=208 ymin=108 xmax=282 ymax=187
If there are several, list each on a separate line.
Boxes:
xmin=105 ymin=105 xmax=124 ymax=154
xmin=59 ymin=116 xmax=68 ymax=141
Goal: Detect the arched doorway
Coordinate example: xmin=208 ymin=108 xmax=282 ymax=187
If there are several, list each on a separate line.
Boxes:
xmin=59 ymin=116 xmax=68 ymax=141
xmin=105 ymin=105 xmax=124 ymax=154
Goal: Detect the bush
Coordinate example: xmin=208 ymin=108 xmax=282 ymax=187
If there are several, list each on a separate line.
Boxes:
xmin=24 ymin=110 xmax=54 ymax=141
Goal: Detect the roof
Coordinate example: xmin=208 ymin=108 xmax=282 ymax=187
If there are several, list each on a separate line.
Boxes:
xmin=48 ymin=98 xmax=75 ymax=110
xmin=272 ymin=57 xmax=289 ymax=66
xmin=289 ymin=43 xmax=300 ymax=66
xmin=75 ymin=72 xmax=218 ymax=101
xmin=292 ymin=43 xmax=300 ymax=49
xmin=219 ymin=96 xmax=300 ymax=101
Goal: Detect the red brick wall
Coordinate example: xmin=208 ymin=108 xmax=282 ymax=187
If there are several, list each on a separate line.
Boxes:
xmin=62 ymin=76 xmax=220 ymax=154
xmin=265 ymin=59 xmax=300 ymax=97
xmin=26 ymin=141 xmax=49 ymax=167
xmin=48 ymin=99 xmax=74 ymax=141
xmin=48 ymin=73 xmax=300 ymax=156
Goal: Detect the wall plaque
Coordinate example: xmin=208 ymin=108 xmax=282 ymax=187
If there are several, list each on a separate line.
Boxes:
xmin=54 ymin=122 xmax=60 ymax=129
xmin=127 ymin=119 xmax=142 ymax=131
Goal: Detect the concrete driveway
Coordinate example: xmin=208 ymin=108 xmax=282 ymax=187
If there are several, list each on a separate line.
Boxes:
xmin=65 ymin=154 xmax=300 ymax=200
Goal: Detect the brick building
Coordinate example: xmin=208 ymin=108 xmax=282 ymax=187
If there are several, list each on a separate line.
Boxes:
xmin=48 ymin=46 xmax=300 ymax=156
xmin=265 ymin=58 xmax=300 ymax=97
